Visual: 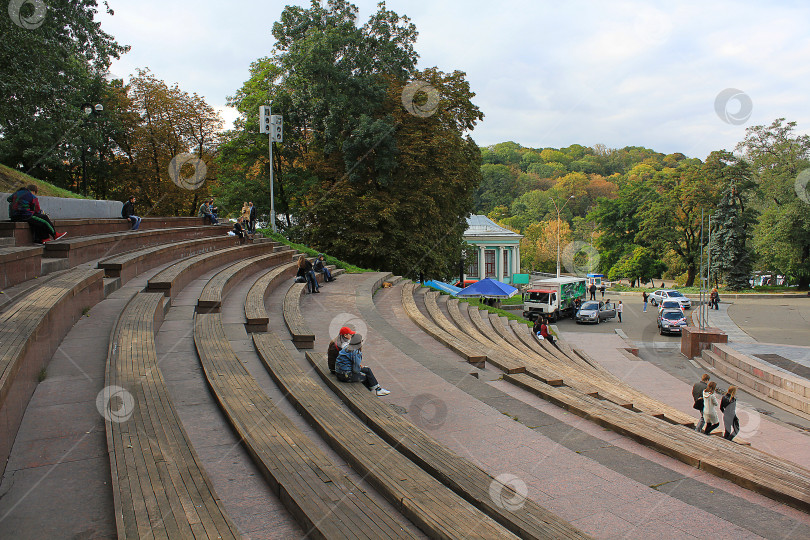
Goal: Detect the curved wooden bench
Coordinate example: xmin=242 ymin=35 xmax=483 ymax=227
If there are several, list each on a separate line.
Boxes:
xmin=252 ymin=331 xmax=519 ymax=539
xmin=505 ymin=372 xmax=810 ymax=512
xmin=0 ymin=266 xmax=104 ymax=476
xmin=303 ymin=352 xmax=588 ymax=540
xmin=424 ymin=292 xmax=524 ymax=374
xmin=105 ymin=292 xmax=240 ymax=539
xmin=98 ymin=235 xmax=240 ymax=285
xmin=193 ymin=312 xmax=416 ymax=539
xmin=147 ymin=243 xmax=271 ymax=300
xmin=401 ymin=282 xmax=486 ymax=367
xmin=44 ymin=225 xmax=224 ymax=266
xmin=196 ymin=250 xmax=293 ymax=313
xmin=282 ymin=283 xmax=315 ymax=348
xmin=244 ymin=260 xmax=300 ymax=332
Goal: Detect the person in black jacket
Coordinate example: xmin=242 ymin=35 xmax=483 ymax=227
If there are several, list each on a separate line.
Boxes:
xmin=121 ymin=196 xmax=141 ymax=230
xmin=313 ymin=254 xmax=334 ymax=282
xmin=296 ymin=256 xmax=320 ymax=293
xmin=248 ymin=201 xmax=257 ymax=233
xmin=233 ymin=217 xmax=245 ymax=243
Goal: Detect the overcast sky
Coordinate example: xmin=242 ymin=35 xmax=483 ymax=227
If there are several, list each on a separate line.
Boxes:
xmin=97 ymin=1 xmax=810 ymax=159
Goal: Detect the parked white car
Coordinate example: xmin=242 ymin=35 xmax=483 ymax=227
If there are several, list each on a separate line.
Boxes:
xmin=649 ymin=289 xmax=691 ymax=309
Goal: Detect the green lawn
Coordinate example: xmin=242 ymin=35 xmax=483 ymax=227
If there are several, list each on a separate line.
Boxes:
xmin=0 ymin=164 xmax=85 ymax=199
xmin=256 ymin=230 xmax=374 ymax=273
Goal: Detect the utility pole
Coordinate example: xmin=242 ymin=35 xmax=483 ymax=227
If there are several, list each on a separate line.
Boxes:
xmin=259 ymin=102 xmax=283 ymax=233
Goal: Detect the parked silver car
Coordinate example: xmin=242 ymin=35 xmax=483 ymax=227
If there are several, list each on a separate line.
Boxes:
xmin=575 ymin=301 xmax=616 ymax=324
xmin=649 ymin=289 xmax=691 ymax=309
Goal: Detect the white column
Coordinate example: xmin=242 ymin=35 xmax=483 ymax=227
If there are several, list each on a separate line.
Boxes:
xmin=514 ymin=245 xmax=521 ymax=274
xmin=496 ymin=246 xmax=502 ymax=280
xmin=478 ymin=246 xmax=484 ymax=279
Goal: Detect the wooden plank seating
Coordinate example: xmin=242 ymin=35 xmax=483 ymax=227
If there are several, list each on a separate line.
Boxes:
xmin=303 ymin=352 xmax=589 ymax=540
xmin=283 ymin=283 xmax=316 ymax=349
xmin=505 ymin=372 xmax=810 ymax=512
xmin=146 ymin=243 xmax=271 ymax=301
xmin=0 ymin=217 xmax=209 ymax=246
xmin=424 ymin=292 xmax=525 ymax=374
xmin=43 ymin=225 xmax=224 ymax=266
xmin=105 ymin=292 xmax=241 ymax=539
xmin=98 ymin=235 xmax=242 ymax=285
xmin=0 ymin=246 xmax=43 ymax=289
xmin=401 ymin=282 xmax=486 ymax=367
xmin=244 ymin=260 xmax=301 ymax=332
xmin=252 ymin=331 xmax=520 ymax=539
xmin=0 ymin=266 xmax=104 ymax=476
xmin=193 ymin=312 xmax=417 ymax=539
xmin=196 ymin=250 xmax=293 ymax=313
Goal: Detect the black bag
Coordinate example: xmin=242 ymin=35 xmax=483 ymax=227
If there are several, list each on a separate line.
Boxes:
xmin=294 ymin=276 xmax=307 ymax=283
xmin=693 ymin=398 xmax=704 ymax=411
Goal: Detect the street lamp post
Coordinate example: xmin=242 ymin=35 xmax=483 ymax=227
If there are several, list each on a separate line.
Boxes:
xmin=80 ymin=103 xmax=103 ymax=196
xmin=550 ymin=195 xmax=575 ymax=278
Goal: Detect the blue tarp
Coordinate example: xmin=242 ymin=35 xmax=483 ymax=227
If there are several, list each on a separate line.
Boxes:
xmin=455 ymin=278 xmax=518 ymax=298
xmin=424 ymin=280 xmax=462 ymax=296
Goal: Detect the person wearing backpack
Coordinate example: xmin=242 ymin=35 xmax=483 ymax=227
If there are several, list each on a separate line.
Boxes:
xmin=334 ymin=334 xmax=390 ymax=396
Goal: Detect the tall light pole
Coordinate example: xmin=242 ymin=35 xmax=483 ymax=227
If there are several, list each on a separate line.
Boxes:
xmin=80 ymin=103 xmax=103 ymax=195
xmin=551 ymin=195 xmax=575 ymax=278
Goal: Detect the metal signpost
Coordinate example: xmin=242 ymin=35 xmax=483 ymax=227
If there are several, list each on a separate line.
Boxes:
xmin=259 ymin=104 xmax=283 ymax=233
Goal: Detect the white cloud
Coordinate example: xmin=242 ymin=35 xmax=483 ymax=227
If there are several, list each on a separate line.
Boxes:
xmin=96 ymin=0 xmax=810 ymax=158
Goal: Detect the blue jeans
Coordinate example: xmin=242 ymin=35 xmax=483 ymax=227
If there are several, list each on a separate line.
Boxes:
xmin=336 ymin=367 xmax=378 ymax=390
xmin=306 ymin=270 xmax=319 ymax=292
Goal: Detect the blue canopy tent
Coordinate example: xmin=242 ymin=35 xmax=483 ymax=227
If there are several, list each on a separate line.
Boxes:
xmin=424 ymin=280 xmax=463 ymax=296
xmin=455 ymin=278 xmax=518 ymax=298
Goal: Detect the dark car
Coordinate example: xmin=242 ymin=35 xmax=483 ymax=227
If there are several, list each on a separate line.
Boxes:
xmin=658 ymin=308 xmax=688 ymax=335
xmin=575 ymin=301 xmax=616 ymax=324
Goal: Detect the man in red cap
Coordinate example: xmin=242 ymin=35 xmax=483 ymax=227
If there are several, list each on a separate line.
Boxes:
xmin=327 ymin=326 xmax=355 ymax=373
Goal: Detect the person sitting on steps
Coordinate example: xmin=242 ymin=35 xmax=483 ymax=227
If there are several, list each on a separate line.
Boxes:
xmin=313 ymin=254 xmax=334 ymax=282
xmin=7 ymin=184 xmax=67 ymax=245
xmin=334 ymin=333 xmax=390 ymax=396
xmin=121 ymin=195 xmax=142 ymax=230
xmin=327 ymin=326 xmax=355 ymax=373
xmin=233 ymin=217 xmax=246 ymax=243
xmin=296 ymin=256 xmax=320 ymax=293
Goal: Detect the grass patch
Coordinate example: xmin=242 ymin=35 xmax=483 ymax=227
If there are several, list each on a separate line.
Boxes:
xmin=257 ymin=230 xmax=374 ymax=274
xmin=37 ymin=367 xmax=47 ymax=382
xmin=0 ymin=164 xmax=86 ymax=199
xmin=457 ymin=296 xmax=532 ymax=326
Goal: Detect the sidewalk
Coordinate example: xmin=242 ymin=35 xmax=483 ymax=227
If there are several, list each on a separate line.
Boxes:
xmin=690 ymin=303 xmax=756 ymax=343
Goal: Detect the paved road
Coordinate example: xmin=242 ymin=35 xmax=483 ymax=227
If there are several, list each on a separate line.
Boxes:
xmin=727 ymin=297 xmax=810 ymax=346
xmin=554 ymin=300 xmax=810 ymax=433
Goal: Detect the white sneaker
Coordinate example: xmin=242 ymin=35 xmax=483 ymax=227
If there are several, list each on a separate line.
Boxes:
xmin=375 ymin=387 xmax=390 ymax=396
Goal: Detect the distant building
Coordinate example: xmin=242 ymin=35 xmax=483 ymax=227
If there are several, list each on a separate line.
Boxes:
xmin=463 ymin=215 xmax=523 ymax=284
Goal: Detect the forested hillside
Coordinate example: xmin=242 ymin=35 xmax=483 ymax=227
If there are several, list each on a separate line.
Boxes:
xmin=476 ymin=124 xmax=810 ymax=290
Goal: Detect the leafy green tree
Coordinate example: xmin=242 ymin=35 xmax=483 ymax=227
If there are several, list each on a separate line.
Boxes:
xmin=475 ymin=164 xmax=518 ymax=212
xmin=737 ymin=119 xmax=810 ymax=289
xmin=0 ymin=1 xmax=128 ymax=183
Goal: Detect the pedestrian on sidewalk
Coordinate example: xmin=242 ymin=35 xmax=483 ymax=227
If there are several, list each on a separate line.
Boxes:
xmin=710 ymin=287 xmax=721 ymax=310
xmin=702 ymin=381 xmax=721 ymax=435
xmin=693 ymin=374 xmax=710 ymax=432
xmin=7 ymin=184 xmax=67 ymax=245
xmin=599 ymin=283 xmax=606 ymax=299
xmin=121 ymin=195 xmax=142 ymax=230
xmin=327 ymin=326 xmax=355 ymax=373
xmin=617 ymin=301 xmax=623 ymax=322
xmin=721 ymin=386 xmax=740 ymax=441
xmin=642 ymin=291 xmax=648 ymax=312
xmin=335 ymin=333 xmax=390 ymax=396
xmin=589 ymin=283 xmax=597 ymax=300
xmin=248 ymin=201 xmax=257 ymax=233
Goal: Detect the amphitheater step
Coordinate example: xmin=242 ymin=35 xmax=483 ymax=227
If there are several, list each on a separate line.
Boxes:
xmin=0 ymin=237 xmax=14 ymax=247
xmin=700 ymin=349 xmax=810 ymax=419
xmin=40 ymin=256 xmax=69 ymax=275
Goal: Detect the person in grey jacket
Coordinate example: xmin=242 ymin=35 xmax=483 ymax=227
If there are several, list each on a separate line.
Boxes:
xmin=702 ymin=381 xmax=720 ymax=435
xmin=692 ymin=374 xmax=710 ymax=432
xmin=721 ymin=386 xmax=740 ymax=441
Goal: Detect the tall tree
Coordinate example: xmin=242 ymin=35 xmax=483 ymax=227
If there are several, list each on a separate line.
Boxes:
xmin=707 ymin=152 xmax=756 ymax=290
xmin=0 ymin=1 xmax=128 ymax=182
xmin=737 ymin=119 xmax=810 ymax=290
